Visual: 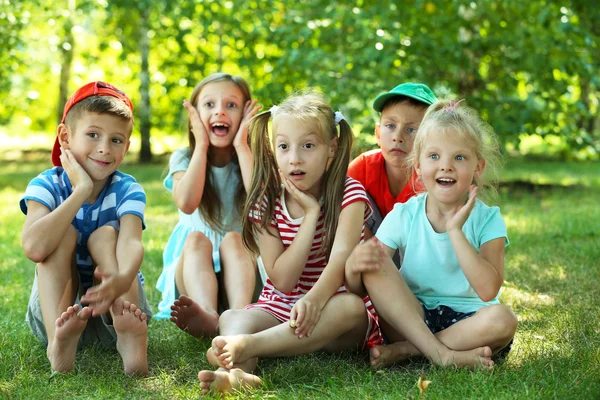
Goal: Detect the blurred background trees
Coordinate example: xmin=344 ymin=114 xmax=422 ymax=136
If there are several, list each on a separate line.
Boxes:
xmin=1 ymin=0 xmax=598 ymax=161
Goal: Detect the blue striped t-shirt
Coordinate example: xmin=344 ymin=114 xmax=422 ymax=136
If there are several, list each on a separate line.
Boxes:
xmin=20 ymin=167 xmax=146 ymax=290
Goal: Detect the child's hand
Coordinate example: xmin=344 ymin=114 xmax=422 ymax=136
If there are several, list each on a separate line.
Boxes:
xmin=233 ymin=99 xmax=261 ymax=150
xmin=81 ymin=269 xmax=130 ymax=316
xmin=446 ymin=185 xmax=478 ymax=233
xmin=279 ymin=169 xmax=320 ymax=216
xmin=183 ymin=100 xmax=209 ymax=151
xmin=60 ymin=148 xmax=93 ymax=197
xmin=289 ymin=296 xmax=321 ymax=339
xmin=347 ymin=237 xmax=387 ymax=274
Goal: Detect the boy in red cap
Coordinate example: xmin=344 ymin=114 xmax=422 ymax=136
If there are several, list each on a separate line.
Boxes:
xmin=348 ymin=82 xmax=437 ymax=248
xmin=20 ymin=81 xmax=151 ymax=375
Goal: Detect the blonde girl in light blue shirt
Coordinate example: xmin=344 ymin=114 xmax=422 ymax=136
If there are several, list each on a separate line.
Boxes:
xmin=345 ymin=99 xmax=517 ymax=369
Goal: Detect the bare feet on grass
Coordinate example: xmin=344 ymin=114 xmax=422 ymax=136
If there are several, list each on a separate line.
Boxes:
xmin=437 ymin=346 xmax=494 ymax=369
xmin=212 ymin=335 xmax=256 ymax=369
xmin=206 ymin=346 xmax=222 ymax=368
xmin=370 ymin=342 xmax=418 ymax=369
xmin=198 ymin=368 xmax=262 ymax=394
xmin=48 ymin=304 xmax=92 ymax=372
xmin=112 ymin=298 xmax=148 ymax=376
xmin=371 ymin=342 xmax=494 ymax=370
xmin=170 ymin=295 xmax=218 ymax=338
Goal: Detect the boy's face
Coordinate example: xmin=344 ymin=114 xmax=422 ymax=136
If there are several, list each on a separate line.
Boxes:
xmin=59 ymin=111 xmax=132 ymax=183
xmin=376 ymin=101 xmax=426 ymax=168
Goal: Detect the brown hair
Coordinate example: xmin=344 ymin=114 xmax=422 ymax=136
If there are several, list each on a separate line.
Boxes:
xmin=408 ymin=99 xmax=502 ymax=201
xmin=242 ymin=91 xmax=353 ymax=258
xmin=380 ymin=95 xmax=429 ymax=114
xmin=187 ymin=73 xmax=252 ymax=233
xmin=64 ymin=96 xmax=133 ymax=132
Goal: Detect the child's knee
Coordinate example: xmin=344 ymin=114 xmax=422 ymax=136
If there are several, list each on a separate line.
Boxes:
xmin=184 ymin=231 xmax=212 ymax=253
xmin=484 ymin=305 xmax=518 ymax=339
xmin=220 ymin=232 xmax=242 ymax=249
xmin=218 ymin=308 xmax=238 ymax=325
xmin=37 ymin=225 xmax=78 ymax=267
xmin=333 ymin=294 xmax=367 ymax=324
xmin=88 ymin=225 xmax=118 ymax=245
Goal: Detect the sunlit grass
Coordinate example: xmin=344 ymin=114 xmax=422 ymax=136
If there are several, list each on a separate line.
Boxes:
xmin=1 ymin=157 xmax=599 ymax=399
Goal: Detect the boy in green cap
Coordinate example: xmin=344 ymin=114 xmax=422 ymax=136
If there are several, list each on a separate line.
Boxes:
xmin=348 ymin=82 xmax=437 ymax=245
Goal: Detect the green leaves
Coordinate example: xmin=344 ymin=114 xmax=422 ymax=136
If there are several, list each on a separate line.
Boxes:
xmin=1 ymin=0 xmax=598 ymax=159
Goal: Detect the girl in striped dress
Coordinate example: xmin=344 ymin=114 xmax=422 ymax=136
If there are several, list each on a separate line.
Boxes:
xmin=197 ymin=91 xmax=383 ymax=394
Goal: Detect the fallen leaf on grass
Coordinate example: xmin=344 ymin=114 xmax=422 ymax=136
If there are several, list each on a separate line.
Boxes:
xmin=417 ymin=374 xmax=431 ymax=397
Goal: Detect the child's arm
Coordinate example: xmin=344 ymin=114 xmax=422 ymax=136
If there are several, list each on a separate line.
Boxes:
xmin=345 ymin=237 xmax=394 ymax=297
xmin=81 ymin=214 xmax=144 ymax=313
xmin=21 ymin=149 xmax=92 ymax=262
xmin=234 ymin=100 xmax=261 ymax=191
xmin=171 ymin=101 xmax=210 ymax=214
xmin=291 ymin=200 xmax=367 ymax=338
xmin=258 ymin=173 xmax=321 ymax=293
xmin=447 ymin=185 xmax=505 ymax=302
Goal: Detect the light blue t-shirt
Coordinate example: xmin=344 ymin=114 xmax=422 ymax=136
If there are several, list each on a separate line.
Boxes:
xmin=376 ymin=193 xmax=509 ymax=313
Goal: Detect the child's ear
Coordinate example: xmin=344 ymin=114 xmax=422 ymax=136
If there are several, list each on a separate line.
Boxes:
xmin=328 ymin=136 xmax=338 ymax=158
xmin=474 ymin=159 xmax=486 ymax=179
xmin=415 ymin=161 xmax=422 ymax=179
xmin=374 ymin=122 xmax=381 ymax=141
xmin=56 ymin=124 xmax=71 ymax=149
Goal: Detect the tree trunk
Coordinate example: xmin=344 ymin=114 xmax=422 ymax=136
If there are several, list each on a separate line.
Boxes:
xmin=57 ymin=18 xmax=74 ymax=124
xmin=138 ymin=6 xmax=152 ymax=163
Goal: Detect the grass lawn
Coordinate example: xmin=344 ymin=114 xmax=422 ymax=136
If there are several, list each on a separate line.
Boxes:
xmin=0 ymin=154 xmax=598 ymax=399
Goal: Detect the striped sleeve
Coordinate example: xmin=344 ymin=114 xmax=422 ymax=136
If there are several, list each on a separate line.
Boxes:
xmin=341 ymin=177 xmax=373 ymax=222
xmin=115 ymin=176 xmax=147 ymax=229
xmin=20 ymin=170 xmax=62 ymax=214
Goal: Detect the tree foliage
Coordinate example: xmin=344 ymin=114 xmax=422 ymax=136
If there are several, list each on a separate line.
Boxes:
xmin=1 ymin=0 xmax=598 ymax=159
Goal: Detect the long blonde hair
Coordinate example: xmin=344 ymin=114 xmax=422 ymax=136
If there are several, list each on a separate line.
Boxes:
xmin=242 ymin=91 xmax=353 ymax=258
xmin=408 ymin=99 xmax=502 ymax=201
xmin=187 ymin=73 xmax=252 ymax=233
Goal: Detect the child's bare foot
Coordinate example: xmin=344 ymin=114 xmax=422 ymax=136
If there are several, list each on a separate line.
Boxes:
xmin=170 ymin=295 xmax=218 ymax=338
xmin=370 ymin=342 xmax=419 ymax=369
xmin=437 ymin=346 xmax=494 ymax=369
xmin=198 ymin=368 xmax=262 ymax=394
xmin=206 ymin=346 xmax=222 ymax=368
xmin=47 ymin=304 xmax=92 ymax=372
xmin=212 ymin=335 xmax=253 ymax=369
xmin=112 ymin=298 xmax=148 ymax=376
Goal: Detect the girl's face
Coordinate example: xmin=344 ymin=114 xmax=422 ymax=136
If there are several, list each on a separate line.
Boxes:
xmin=196 ymin=81 xmax=245 ymax=148
xmin=415 ymin=131 xmax=485 ymax=207
xmin=273 ymin=115 xmax=336 ymax=198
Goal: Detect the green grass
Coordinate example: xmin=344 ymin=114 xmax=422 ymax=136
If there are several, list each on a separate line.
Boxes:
xmin=1 ymin=156 xmax=599 ymax=399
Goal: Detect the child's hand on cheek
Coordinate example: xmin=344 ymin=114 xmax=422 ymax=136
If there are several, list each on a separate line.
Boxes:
xmin=279 ymin=169 xmax=320 ymax=217
xmin=61 ymin=148 xmax=93 ymax=197
xmin=446 ymin=185 xmax=478 ymax=233
xmin=183 ymin=100 xmax=209 ymax=151
xmin=234 ymin=99 xmax=261 ymax=150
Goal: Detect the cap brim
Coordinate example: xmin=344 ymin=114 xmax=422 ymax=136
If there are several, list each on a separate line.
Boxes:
xmin=373 ymin=92 xmax=437 ymax=112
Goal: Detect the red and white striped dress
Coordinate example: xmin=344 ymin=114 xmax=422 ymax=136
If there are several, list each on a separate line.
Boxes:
xmin=246 ymin=177 xmax=383 ymax=348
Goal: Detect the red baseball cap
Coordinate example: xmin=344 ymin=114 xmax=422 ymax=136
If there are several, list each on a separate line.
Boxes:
xmin=52 ymin=81 xmax=134 ymax=166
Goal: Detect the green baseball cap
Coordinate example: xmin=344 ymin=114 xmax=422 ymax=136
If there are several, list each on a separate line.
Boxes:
xmin=372 ymin=82 xmax=438 ymax=112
